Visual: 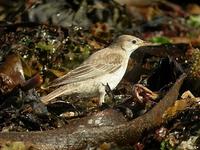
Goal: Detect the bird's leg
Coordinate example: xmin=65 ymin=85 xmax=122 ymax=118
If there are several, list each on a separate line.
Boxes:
xmin=105 ymin=83 xmax=115 ymax=102
xmin=98 ymin=84 xmax=106 ymax=106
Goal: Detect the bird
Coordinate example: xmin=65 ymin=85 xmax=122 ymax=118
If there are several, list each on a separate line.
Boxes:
xmin=41 ymin=35 xmax=153 ymax=105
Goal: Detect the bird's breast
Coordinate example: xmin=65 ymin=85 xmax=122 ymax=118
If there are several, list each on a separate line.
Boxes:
xmin=99 ymin=65 xmax=127 ymax=90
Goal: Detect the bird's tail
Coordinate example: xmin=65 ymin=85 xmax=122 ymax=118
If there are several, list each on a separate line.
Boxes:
xmin=40 ymin=85 xmax=74 ymax=104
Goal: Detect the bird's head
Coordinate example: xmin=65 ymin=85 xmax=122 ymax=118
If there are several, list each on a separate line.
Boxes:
xmin=114 ymin=35 xmax=153 ymax=55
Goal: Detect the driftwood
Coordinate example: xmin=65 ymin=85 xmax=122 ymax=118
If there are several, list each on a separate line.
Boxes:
xmin=0 ymin=74 xmax=186 ymax=150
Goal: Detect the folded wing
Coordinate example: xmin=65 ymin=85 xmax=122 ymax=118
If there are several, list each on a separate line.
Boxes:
xmin=47 ymin=53 xmax=123 ymax=88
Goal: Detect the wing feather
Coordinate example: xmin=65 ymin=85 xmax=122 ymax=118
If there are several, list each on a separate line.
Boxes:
xmin=47 ymin=52 xmax=123 ymax=88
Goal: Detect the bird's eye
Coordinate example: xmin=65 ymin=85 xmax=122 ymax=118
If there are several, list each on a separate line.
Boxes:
xmin=132 ymin=40 xmax=136 ymax=44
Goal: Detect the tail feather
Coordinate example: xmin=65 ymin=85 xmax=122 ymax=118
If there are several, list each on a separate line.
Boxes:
xmin=40 ymin=85 xmax=73 ymax=104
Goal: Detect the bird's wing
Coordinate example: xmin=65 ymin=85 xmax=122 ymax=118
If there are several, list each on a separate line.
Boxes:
xmin=47 ymin=52 xmax=123 ymax=88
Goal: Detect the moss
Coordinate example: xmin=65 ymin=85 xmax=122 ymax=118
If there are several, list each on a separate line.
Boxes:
xmin=187 ymin=15 xmax=200 ymax=28
xmin=1 ymin=141 xmax=26 ymax=150
xmin=35 ymin=41 xmax=60 ymax=53
xmin=149 ymin=36 xmax=171 ymax=44
xmin=188 ymin=49 xmax=200 ymax=79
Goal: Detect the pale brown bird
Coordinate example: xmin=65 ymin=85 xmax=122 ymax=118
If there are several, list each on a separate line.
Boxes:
xmin=41 ymin=35 xmax=152 ymax=105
